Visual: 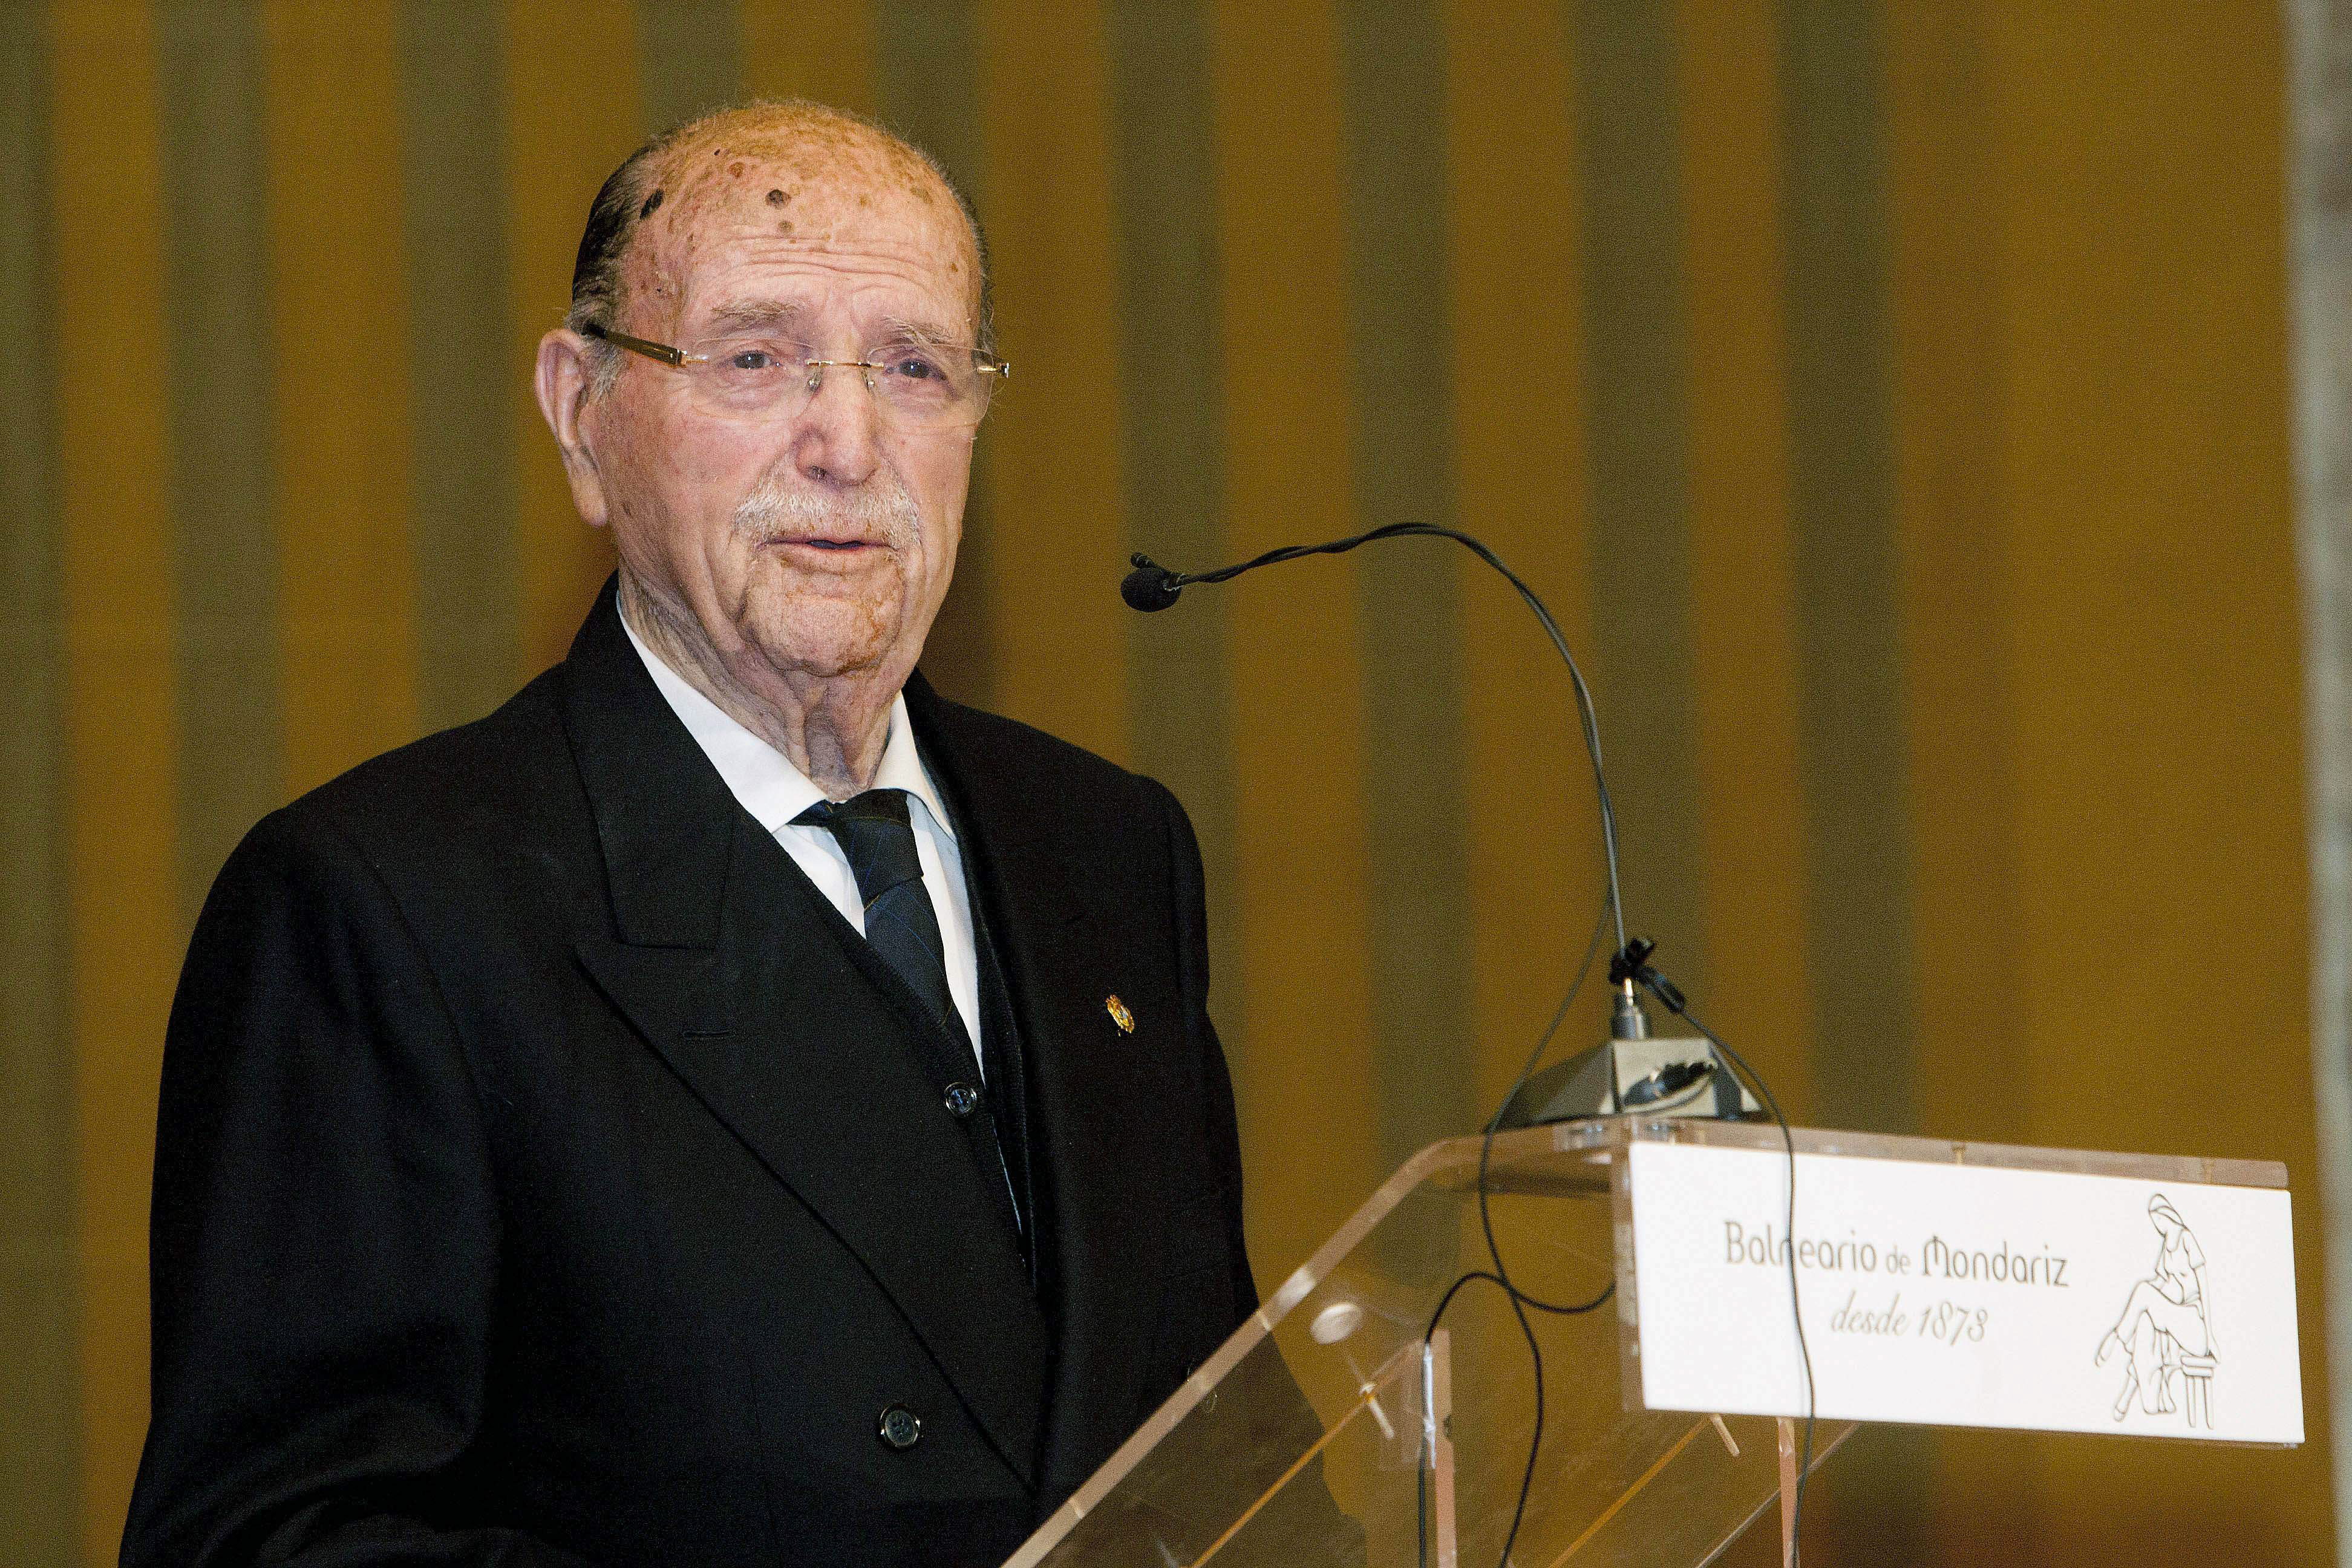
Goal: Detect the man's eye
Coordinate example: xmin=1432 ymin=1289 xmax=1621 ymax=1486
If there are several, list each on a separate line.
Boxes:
xmin=881 ymin=351 xmax=944 ymax=381
xmin=727 ymin=348 xmax=785 ymax=372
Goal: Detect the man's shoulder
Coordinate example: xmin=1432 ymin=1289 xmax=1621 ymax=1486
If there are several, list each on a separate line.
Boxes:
xmin=183 ymin=662 xmax=608 ymax=981
xmin=262 ymin=664 xmax=587 ymax=871
xmin=910 ymin=678 xmax=1177 ymax=828
xmin=915 ymin=687 xmax=1139 ymax=785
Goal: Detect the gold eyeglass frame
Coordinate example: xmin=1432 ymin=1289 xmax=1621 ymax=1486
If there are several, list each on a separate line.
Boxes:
xmin=580 ymin=320 xmax=1010 ymax=426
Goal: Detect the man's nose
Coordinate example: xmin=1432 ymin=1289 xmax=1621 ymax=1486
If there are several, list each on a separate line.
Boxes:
xmin=788 ymin=362 xmax=884 ymax=486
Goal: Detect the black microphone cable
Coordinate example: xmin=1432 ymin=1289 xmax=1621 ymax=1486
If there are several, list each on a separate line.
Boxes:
xmin=1619 ymin=963 xmax=1821 ymax=1560
xmin=1416 ymin=883 xmax=1615 ymax=1568
xmin=1122 ymin=524 xmax=1814 ymax=1568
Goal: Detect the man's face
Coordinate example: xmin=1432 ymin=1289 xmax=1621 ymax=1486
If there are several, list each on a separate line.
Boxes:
xmin=575 ymin=136 xmax=982 ymax=691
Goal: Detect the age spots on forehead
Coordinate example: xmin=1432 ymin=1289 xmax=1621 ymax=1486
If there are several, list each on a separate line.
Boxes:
xmin=621 ymin=113 xmax=979 ymax=321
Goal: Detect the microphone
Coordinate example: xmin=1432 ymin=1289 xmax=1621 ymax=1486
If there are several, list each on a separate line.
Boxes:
xmin=1116 ymin=521 xmax=1632 ymax=972
xmin=1125 ymin=527 xmax=1805 ymax=1561
xmin=1122 ymin=524 xmax=1806 ymax=1568
xmin=1119 ymin=554 xmax=1186 ymax=613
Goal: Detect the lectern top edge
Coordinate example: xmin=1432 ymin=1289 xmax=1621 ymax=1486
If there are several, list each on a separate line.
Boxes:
xmin=1419 ymin=1118 xmax=2290 ymax=1194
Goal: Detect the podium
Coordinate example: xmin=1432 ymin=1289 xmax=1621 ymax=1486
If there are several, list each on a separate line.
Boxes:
xmin=1006 ymin=1117 xmax=2299 ymax=1568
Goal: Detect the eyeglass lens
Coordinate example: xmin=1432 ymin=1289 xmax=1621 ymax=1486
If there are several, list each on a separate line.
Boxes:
xmin=687 ymin=338 xmax=994 ymax=426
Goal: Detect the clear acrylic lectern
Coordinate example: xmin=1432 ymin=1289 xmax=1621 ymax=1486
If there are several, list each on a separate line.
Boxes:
xmin=1005 ymin=1120 xmax=1855 ymax=1568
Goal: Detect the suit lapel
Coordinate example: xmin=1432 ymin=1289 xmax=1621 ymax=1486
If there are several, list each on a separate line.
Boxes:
xmin=904 ymin=677 xmax=1176 ymax=1508
xmin=560 ymin=586 xmax=1048 ymax=1486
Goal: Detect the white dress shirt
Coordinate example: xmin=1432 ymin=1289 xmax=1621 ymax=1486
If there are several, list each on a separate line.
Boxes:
xmin=621 ymin=614 xmax=984 ymax=1069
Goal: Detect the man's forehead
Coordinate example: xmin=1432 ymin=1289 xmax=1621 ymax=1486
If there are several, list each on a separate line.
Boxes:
xmin=622 ymin=132 xmax=978 ymax=331
xmin=701 ymin=297 xmax=967 ymax=345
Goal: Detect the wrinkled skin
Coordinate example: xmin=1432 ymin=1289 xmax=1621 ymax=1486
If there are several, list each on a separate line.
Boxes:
xmin=535 ymin=109 xmax=983 ymax=797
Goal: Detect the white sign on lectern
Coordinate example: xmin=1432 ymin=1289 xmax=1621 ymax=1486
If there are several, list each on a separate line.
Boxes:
xmin=1624 ymin=1139 xmax=2303 ymax=1445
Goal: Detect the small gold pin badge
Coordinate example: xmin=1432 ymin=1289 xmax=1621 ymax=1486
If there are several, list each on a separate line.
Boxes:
xmin=1105 ymin=994 xmax=1135 ymax=1034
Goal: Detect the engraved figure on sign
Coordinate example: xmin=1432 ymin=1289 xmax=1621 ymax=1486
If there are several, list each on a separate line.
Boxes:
xmin=2096 ymin=1194 xmax=2218 ymax=1426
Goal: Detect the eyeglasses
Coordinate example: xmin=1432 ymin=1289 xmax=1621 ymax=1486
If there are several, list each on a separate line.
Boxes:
xmin=581 ymin=321 xmax=1010 ymax=430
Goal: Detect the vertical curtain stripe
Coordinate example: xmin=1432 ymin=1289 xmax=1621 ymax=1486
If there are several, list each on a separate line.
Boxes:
xmin=635 ymin=0 xmax=742 ymax=133
xmin=1103 ymin=0 xmax=1249 ymax=1060
xmin=158 ymin=1 xmax=285 ymax=921
xmin=1881 ymin=11 xmax=2036 ymax=1550
xmin=1779 ymin=1 xmax=1932 ymax=1556
xmin=0 ymin=8 xmax=83 ymax=1564
xmin=1984 ymin=4 xmax=2307 ymax=1148
xmin=975 ymin=0 xmax=1130 ymax=763
xmin=1780 ymin=0 xmax=1918 ymax=1139
xmin=1439 ymin=0 xmax=1602 ymax=1114
xmin=1981 ymin=8 xmax=2328 ymax=1555
xmin=740 ymin=0 xmax=878 ymax=114
xmin=627 ymin=0 xmax=743 ymax=444
xmin=1204 ymin=0 xmax=1381 ymax=1281
xmin=1672 ymin=0 xmax=1814 ymax=1106
xmin=1334 ymin=0 xmax=1477 ymax=1173
xmin=1572 ymin=0 xmax=1711 ymax=1001
xmin=1881 ymin=1 xmax=2028 ymax=1144
xmin=503 ymin=0 xmax=637 ymax=675
xmin=397 ymin=0 xmax=523 ymax=733
xmin=873 ymin=3 xmax=995 ymax=708
xmin=261 ymin=0 xmax=420 ymax=799
xmin=51 ymin=6 xmax=179 ymax=1557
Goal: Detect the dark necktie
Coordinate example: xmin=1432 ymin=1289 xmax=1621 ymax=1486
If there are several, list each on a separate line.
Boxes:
xmin=798 ymin=787 xmax=1030 ymax=1253
xmin=796 ymin=789 xmax=980 ymax=1083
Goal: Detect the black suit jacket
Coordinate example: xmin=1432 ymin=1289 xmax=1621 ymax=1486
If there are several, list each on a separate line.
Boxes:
xmin=124 ymin=586 xmax=1258 ymax=1568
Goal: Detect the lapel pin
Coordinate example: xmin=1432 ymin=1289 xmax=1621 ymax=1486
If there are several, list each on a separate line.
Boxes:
xmin=1105 ymin=994 xmax=1135 ymax=1034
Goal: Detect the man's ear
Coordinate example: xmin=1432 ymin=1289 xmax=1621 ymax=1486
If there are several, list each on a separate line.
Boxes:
xmin=535 ymin=328 xmax=610 ymax=529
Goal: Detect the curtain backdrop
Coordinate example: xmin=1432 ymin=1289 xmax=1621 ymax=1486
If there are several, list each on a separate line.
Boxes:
xmin=1 ymin=2 xmax=2331 ymax=1563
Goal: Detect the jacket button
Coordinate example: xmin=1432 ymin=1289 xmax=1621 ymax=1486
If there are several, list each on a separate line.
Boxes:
xmin=941 ymin=1082 xmax=981 ymax=1119
xmin=877 ymin=1404 xmax=922 ymax=1451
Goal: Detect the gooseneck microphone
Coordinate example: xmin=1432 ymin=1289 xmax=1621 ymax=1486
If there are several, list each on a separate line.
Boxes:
xmin=1119 ymin=522 xmax=1630 ymax=962
xmin=1123 ymin=521 xmax=1636 ymax=1568
xmin=1122 ymin=520 xmax=1819 ymax=1568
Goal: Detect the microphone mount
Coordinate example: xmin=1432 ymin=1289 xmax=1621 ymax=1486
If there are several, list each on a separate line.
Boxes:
xmin=1605 ymin=934 xmax=1692 ymax=1041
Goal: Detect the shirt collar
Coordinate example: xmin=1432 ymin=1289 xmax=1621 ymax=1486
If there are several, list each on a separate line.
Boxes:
xmin=620 ymin=609 xmax=956 ymax=843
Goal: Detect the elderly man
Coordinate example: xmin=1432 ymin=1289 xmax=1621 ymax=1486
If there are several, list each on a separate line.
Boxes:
xmin=124 ymin=102 xmax=1256 ymax=1567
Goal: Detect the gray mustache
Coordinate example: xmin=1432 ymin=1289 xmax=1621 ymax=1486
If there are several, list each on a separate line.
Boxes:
xmin=734 ymin=478 xmax=919 ymax=539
